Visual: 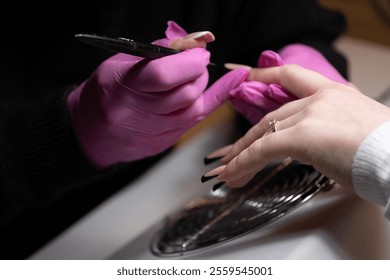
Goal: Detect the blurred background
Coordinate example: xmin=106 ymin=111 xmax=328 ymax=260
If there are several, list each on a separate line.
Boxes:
xmin=320 ymin=0 xmax=390 ymax=46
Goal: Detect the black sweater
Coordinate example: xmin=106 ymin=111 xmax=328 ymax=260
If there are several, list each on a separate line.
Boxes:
xmin=0 ymin=0 xmax=347 ymax=258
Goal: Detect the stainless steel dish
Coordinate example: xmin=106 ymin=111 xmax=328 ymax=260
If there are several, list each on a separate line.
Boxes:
xmin=150 ymin=159 xmax=335 ymax=257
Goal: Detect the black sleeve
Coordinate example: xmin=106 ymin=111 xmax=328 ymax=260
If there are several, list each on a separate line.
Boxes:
xmin=0 ymin=88 xmax=110 ymax=226
xmin=202 ymin=0 xmax=349 ymax=82
xmin=0 ymin=87 xmax=165 ymax=259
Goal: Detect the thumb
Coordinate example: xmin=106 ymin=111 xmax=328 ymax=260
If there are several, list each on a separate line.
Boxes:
xmin=165 ymin=20 xmax=188 ymax=40
xmin=153 ymin=20 xmax=188 ymax=47
xmin=202 ymin=68 xmax=249 ymax=115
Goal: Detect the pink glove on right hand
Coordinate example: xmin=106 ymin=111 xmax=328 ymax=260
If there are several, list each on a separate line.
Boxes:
xmin=67 ymin=21 xmax=249 ymax=169
xmin=229 ymin=44 xmax=348 ymax=124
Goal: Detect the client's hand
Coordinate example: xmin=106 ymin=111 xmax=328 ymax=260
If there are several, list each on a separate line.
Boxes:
xmin=203 ymin=65 xmax=390 ymax=189
xmin=229 ymin=44 xmax=348 ymax=124
xmin=67 ymin=21 xmax=249 ymax=168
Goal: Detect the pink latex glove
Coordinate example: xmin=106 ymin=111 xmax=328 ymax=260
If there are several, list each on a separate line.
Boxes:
xmin=229 ymin=44 xmax=348 ymax=124
xmin=67 ymin=21 xmax=249 ymax=169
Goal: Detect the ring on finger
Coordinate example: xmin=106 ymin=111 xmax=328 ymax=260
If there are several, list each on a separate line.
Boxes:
xmin=263 ymin=118 xmax=278 ymax=136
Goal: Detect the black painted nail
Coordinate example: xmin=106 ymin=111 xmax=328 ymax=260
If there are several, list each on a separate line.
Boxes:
xmin=201 ymin=174 xmax=218 ymax=183
xmin=204 ymin=156 xmax=223 ymax=165
xmin=212 ymin=181 xmax=225 ymax=192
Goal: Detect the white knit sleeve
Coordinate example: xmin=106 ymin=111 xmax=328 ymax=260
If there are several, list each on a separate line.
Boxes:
xmin=352 ymin=121 xmax=390 ymax=220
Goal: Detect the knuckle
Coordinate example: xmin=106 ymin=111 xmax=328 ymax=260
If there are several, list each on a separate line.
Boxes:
xmin=315 ymin=88 xmax=332 ymax=99
xmin=295 ymin=118 xmax=313 ymax=134
xmin=147 ymin=62 xmax=168 ymax=85
xmin=247 ymin=140 xmax=261 ymax=155
xmin=179 ymin=85 xmax=201 ymax=105
xmin=301 ymin=106 xmax=317 ymax=118
xmin=232 ymin=154 xmax=246 ymax=171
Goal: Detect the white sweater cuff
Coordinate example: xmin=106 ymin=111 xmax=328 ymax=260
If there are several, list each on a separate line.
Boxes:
xmin=352 ymin=121 xmax=390 ymax=219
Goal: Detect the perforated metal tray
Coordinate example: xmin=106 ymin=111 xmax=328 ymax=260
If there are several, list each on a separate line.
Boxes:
xmin=150 ymin=159 xmax=334 ymax=257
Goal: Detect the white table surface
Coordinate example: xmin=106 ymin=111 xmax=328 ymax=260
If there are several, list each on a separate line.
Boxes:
xmin=31 ymin=36 xmax=390 ymax=260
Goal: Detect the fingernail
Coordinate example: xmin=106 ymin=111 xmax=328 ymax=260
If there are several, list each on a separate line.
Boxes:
xmin=212 ymin=181 xmax=225 ymax=191
xmin=201 ymin=165 xmax=225 ymax=183
xmin=184 ymin=31 xmax=215 ymax=42
xmin=204 ymin=156 xmax=223 ymax=165
xmin=203 ymin=165 xmax=225 ymax=178
xmin=169 ymin=31 xmax=215 ymax=50
xmin=201 ymin=174 xmax=218 ymax=183
xmin=224 ymin=63 xmax=252 ymax=71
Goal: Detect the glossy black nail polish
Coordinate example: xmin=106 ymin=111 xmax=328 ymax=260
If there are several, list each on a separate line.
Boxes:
xmin=212 ymin=181 xmax=224 ymax=192
xmin=203 ymin=156 xmax=223 ymax=165
xmin=201 ymin=174 xmax=218 ymax=183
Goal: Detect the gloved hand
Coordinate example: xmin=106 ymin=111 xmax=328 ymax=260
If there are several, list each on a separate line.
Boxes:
xmin=229 ymin=44 xmax=348 ymax=124
xmin=67 ymin=21 xmax=249 ymax=169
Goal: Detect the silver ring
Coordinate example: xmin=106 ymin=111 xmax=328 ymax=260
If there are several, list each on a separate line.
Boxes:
xmin=263 ymin=118 xmax=278 ymax=136
xmin=269 ymin=118 xmax=278 ymax=133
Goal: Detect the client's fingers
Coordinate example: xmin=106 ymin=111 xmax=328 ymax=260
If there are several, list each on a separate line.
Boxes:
xmin=220 ymin=96 xmax=311 ymax=163
xmin=219 ymin=128 xmax=297 ymax=185
xmin=226 ymin=172 xmax=257 ymax=188
xmin=204 ymin=144 xmax=233 ymax=164
xmin=248 ymin=64 xmax=338 ymax=98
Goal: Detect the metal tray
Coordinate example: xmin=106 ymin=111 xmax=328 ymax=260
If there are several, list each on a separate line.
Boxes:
xmin=150 ymin=159 xmax=334 ymax=257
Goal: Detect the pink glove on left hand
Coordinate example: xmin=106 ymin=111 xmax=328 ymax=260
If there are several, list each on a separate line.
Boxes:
xmin=67 ymin=21 xmax=249 ymax=169
xmin=230 ymin=44 xmax=348 ymax=124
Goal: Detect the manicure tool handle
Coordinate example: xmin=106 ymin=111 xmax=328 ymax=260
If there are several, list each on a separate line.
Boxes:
xmin=75 ymin=33 xmax=181 ymax=59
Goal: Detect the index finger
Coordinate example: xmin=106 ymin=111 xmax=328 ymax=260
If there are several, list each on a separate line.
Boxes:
xmin=248 ymin=64 xmax=337 ymax=98
xmin=124 ymin=48 xmax=210 ymax=92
